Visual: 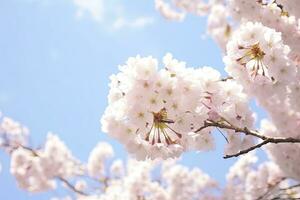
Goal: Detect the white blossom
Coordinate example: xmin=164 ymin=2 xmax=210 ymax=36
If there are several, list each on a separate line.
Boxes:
xmin=87 ymin=142 xmax=114 ymax=178
xmin=155 ymin=0 xmax=185 ymax=21
xmin=102 ymin=54 xmax=254 ymax=159
xmin=0 ymin=117 xmax=29 ymax=152
xmin=10 ymin=133 xmax=81 ymax=192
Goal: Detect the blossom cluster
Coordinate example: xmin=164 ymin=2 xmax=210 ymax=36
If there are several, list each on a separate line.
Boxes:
xmin=156 ymin=0 xmax=300 ymax=58
xmin=222 ymin=152 xmax=295 ymax=200
xmin=228 ymin=0 xmax=300 ymax=59
xmin=1 ymin=116 xmax=300 ymax=199
xmin=78 ymin=157 xmax=217 ymax=200
xmin=225 ymin=22 xmax=296 ymax=88
xmin=155 ymin=0 xmax=185 ymax=21
xmin=224 ymin=21 xmax=300 ymax=181
xmin=10 ymin=134 xmax=82 ymax=192
xmin=155 ymin=0 xmax=214 ymax=20
xmin=74 ymin=153 xmax=300 ymax=200
xmin=0 ymin=115 xmax=29 ymax=152
xmin=155 ymin=0 xmax=300 ymax=185
xmin=277 ymin=0 xmax=300 ymax=19
xmin=101 ymin=53 xmax=255 ymax=159
xmin=0 ymin=116 xmax=220 ymax=199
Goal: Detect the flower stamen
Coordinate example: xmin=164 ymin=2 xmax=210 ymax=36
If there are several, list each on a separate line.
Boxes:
xmin=144 ymin=108 xmax=182 ymax=145
xmin=237 ymin=43 xmax=270 ymax=79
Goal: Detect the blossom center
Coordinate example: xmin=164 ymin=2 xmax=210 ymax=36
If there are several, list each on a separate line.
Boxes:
xmin=145 ymin=108 xmax=182 ymax=145
xmin=237 ymin=43 xmax=270 ymax=79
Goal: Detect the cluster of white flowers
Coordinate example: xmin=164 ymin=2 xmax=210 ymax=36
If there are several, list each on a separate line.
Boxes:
xmin=0 ymin=115 xmax=29 ymax=152
xmin=77 ymin=158 xmax=219 ymax=200
xmin=228 ymin=0 xmax=300 ymax=59
xmin=224 ymin=21 xmax=298 ymax=131
xmin=154 ymin=0 xmax=215 ymax=22
xmin=155 ymin=0 xmax=222 ymax=18
xmin=223 ymin=152 xmax=289 ymax=200
xmin=224 ymin=21 xmax=300 ymax=182
xmin=78 ymin=152 xmax=299 ymax=200
xmin=161 ymin=160 xmax=218 ymax=200
xmin=10 ymin=133 xmax=82 ymax=192
xmin=87 ymin=142 xmax=114 ymax=178
xmin=1 ymin=116 xmax=300 ymax=199
xmin=173 ymin=0 xmax=211 ymax=16
xmin=155 ymin=0 xmax=185 ymax=21
xmin=261 ymin=120 xmax=300 ymax=182
xmin=155 ymin=0 xmax=232 ymax=50
xmin=82 ymin=151 xmax=217 ymax=200
xmin=156 ymin=0 xmax=300 ymax=58
xmin=207 ymin=2 xmax=231 ymax=50
xmin=101 ymin=53 xmax=255 ymax=159
xmin=277 ymin=0 xmax=300 ymax=19
xmin=225 ymin=22 xmax=296 ymax=87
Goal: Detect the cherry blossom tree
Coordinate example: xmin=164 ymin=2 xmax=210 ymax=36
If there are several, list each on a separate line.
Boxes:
xmin=1 ymin=0 xmax=300 ymax=199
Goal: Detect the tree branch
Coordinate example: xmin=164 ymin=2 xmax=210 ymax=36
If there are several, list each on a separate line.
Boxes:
xmin=220 ymin=76 xmax=233 ymax=81
xmin=195 ymin=120 xmax=300 ymax=159
xmin=280 ymin=183 xmax=300 ymax=191
xmin=58 ymin=177 xmax=88 ymax=196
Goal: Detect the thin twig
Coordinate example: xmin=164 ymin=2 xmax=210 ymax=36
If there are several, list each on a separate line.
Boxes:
xmin=58 ymin=177 xmax=88 ymax=196
xmin=216 ymin=127 xmax=229 ymax=143
xmin=220 ymin=76 xmax=233 ymax=81
xmin=280 ymin=183 xmax=300 ymax=191
xmin=271 ymin=198 xmax=300 ymax=200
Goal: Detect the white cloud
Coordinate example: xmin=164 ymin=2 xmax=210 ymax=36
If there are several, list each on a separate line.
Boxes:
xmin=73 ymin=0 xmax=103 ymax=22
xmin=72 ymin=0 xmax=154 ymax=29
xmin=28 ymin=0 xmax=154 ymax=29
xmin=112 ymin=16 xmax=154 ymax=30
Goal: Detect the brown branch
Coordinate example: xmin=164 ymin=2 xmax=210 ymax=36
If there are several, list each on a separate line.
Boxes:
xmin=99 ymin=177 xmax=109 ymax=191
xmin=270 ymin=183 xmax=300 ymax=200
xmin=195 ymin=120 xmax=300 ymax=159
xmin=220 ymin=76 xmax=233 ymax=81
xmin=223 ymin=140 xmax=269 ymax=158
xmin=271 ymin=198 xmax=300 ymax=200
xmin=280 ymin=183 xmax=300 ymax=191
xmin=58 ymin=177 xmax=88 ymax=196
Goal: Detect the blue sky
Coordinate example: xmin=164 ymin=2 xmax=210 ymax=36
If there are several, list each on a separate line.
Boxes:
xmin=0 ymin=0 xmax=268 ymax=199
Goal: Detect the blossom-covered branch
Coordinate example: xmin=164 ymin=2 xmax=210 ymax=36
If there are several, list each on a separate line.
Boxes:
xmin=152 ymin=0 xmax=300 ymax=182
xmin=0 ymin=140 xmax=88 ymax=196
xmin=101 ymin=53 xmax=257 ymax=160
xmin=2 ymin=115 xmax=300 ymax=199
